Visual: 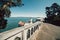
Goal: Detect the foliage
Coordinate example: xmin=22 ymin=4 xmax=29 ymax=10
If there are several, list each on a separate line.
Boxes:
xmin=0 ymin=0 xmax=24 ymax=29
xmin=44 ymin=3 xmax=60 ymax=26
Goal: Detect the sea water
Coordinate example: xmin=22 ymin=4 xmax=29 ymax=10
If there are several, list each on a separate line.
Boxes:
xmin=0 ymin=17 xmax=36 ymax=33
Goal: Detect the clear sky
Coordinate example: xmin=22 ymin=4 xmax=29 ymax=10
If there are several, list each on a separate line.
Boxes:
xmin=10 ymin=0 xmax=60 ymax=17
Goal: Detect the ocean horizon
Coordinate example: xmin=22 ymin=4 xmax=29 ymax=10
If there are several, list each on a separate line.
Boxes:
xmin=0 ymin=17 xmax=37 ymax=33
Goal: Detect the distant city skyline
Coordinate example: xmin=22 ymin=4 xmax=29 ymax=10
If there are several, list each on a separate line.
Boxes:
xmin=10 ymin=0 xmax=60 ymax=17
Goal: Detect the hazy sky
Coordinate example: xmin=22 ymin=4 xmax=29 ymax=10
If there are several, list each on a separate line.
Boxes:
xmin=10 ymin=0 xmax=60 ymax=17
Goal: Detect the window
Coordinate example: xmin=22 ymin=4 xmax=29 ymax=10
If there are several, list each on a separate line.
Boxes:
xmin=14 ymin=37 xmax=21 ymax=40
xmin=27 ymin=29 xmax=30 ymax=39
xmin=31 ymin=28 xmax=33 ymax=35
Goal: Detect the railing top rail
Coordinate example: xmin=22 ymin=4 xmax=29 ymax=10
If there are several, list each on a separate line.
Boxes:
xmin=0 ymin=21 xmax=41 ymax=40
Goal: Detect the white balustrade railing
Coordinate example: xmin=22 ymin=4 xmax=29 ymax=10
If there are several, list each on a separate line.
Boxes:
xmin=0 ymin=21 xmax=41 ymax=40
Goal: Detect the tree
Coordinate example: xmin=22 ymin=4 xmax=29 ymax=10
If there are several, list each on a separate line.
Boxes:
xmin=44 ymin=3 xmax=60 ymax=26
xmin=0 ymin=0 xmax=24 ymax=29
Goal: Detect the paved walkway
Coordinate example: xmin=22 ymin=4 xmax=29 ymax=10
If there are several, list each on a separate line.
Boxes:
xmin=30 ymin=23 xmax=60 ymax=40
